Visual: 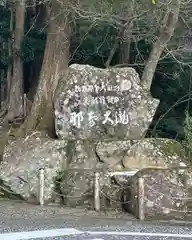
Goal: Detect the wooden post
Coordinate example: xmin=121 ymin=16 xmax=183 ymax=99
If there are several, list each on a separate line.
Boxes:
xmin=39 ymin=168 xmax=45 ymax=206
xmin=138 ymin=177 xmax=144 ymax=220
xmin=94 ymin=172 xmax=100 ymax=211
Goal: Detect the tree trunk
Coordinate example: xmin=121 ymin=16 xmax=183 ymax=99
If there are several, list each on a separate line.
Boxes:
xmin=119 ymin=21 xmax=133 ymax=64
xmin=105 ymin=19 xmax=133 ymax=68
xmin=7 ymin=0 xmax=25 ymax=120
xmin=27 ymin=2 xmax=48 ymax=102
xmin=105 ymin=28 xmax=122 ymax=68
xmin=141 ymin=1 xmax=180 ymax=92
xmin=6 ymin=8 xmax=13 ymax=104
xmin=0 ymin=8 xmax=14 ymax=117
xmin=19 ymin=0 xmax=71 ymax=137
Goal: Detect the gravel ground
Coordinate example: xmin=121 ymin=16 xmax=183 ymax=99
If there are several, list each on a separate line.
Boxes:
xmin=0 ymin=199 xmax=135 ymax=220
xmin=0 ymin=200 xmax=192 ymax=240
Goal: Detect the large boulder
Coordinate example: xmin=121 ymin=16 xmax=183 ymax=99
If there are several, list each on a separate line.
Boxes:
xmin=122 ymin=138 xmax=189 ymax=170
xmin=60 ymin=138 xmax=190 ymax=211
xmin=1 ymin=133 xmax=190 ymax=217
xmin=59 ymin=139 xmax=130 ymax=209
xmin=53 ymin=64 xmax=160 ymax=209
xmin=114 ymin=138 xmax=192 ymax=220
xmin=0 ymin=135 xmax=67 ymax=202
xmin=54 ymin=64 xmax=159 ymax=140
xmin=59 ymin=140 xmax=131 ymax=209
xmin=94 ymin=138 xmax=191 ymax=215
xmin=96 ymin=140 xmax=132 ymax=169
xmin=59 ymin=140 xmax=100 ymax=208
xmin=95 ymin=138 xmax=189 ymax=171
xmin=123 ymin=168 xmax=192 ymax=220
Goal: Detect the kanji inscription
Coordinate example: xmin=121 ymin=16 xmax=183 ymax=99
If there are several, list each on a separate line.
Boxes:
xmin=55 ymin=64 xmax=159 ymax=140
xmin=67 ymin=82 xmax=129 ymax=128
xmin=69 ymin=110 xmax=129 ymax=128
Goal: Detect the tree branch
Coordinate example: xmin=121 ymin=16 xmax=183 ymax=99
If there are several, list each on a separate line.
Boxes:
xmin=141 ymin=0 xmax=181 ymax=91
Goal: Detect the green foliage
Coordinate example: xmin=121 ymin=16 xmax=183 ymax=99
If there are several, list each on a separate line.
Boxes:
xmin=147 ymin=53 xmax=192 ymax=140
xmin=21 ymin=31 xmax=46 ymax=63
xmin=0 ymin=7 xmax=46 ymax=66
xmin=0 ymin=7 xmax=9 ymax=38
xmin=0 ymin=7 xmax=10 ymax=68
xmin=70 ymin=19 xmax=118 ymax=67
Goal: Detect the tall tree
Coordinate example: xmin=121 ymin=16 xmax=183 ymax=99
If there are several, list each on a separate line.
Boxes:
xmin=6 ymin=7 xmax=13 ymax=108
xmin=119 ymin=20 xmax=133 ymax=64
xmin=7 ymin=0 xmax=25 ymax=120
xmin=141 ymin=0 xmax=181 ymax=91
xmin=19 ymin=0 xmax=71 ymax=136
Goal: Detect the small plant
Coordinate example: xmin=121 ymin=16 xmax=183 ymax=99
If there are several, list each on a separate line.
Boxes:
xmin=54 ymin=170 xmax=65 ymax=194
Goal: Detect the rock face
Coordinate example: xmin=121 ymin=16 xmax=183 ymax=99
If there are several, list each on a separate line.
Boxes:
xmin=55 ymin=64 xmax=159 ymax=140
xmin=0 ymin=135 xmax=191 ymax=219
xmin=96 ymin=140 xmax=132 ymax=169
xmin=53 ymin=64 xmax=159 ymax=209
xmin=59 ymin=140 xmax=101 ymax=208
xmin=1 ymin=63 xmax=190 ymax=221
xmin=115 ymin=139 xmax=192 ymax=220
xmin=0 ymin=135 xmax=67 ymax=202
xmin=122 ymin=138 xmax=189 ymax=170
xmin=95 ymin=138 xmax=189 ymax=171
xmin=124 ymin=168 xmax=192 ymax=220
xmin=1 ymin=134 xmax=189 ymax=217
xmin=59 ymin=138 xmax=190 ymax=212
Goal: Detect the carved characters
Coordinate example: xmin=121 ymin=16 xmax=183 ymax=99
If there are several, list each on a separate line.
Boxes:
xmin=102 ymin=110 xmax=114 ymax=125
xmin=88 ymin=111 xmax=99 ymax=127
xmin=70 ymin=111 xmax=83 ymax=128
xmin=66 ymin=83 xmax=130 ymax=129
xmin=69 ymin=110 xmax=129 ymax=128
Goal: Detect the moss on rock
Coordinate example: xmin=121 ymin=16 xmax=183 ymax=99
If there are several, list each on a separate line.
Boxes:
xmin=151 ymin=138 xmax=188 ymax=162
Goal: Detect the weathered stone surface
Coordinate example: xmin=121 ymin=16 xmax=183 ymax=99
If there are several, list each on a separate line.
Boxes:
xmin=96 ymin=140 xmax=132 ymax=169
xmin=1 ymin=128 xmax=190 ymax=220
xmin=0 ymin=136 xmax=67 ymax=202
xmin=59 ymin=138 xmax=190 ymax=210
xmin=59 ymin=139 xmax=131 ymax=208
xmin=59 ymin=140 xmax=102 ymax=208
xmin=55 ymin=64 xmax=159 ymax=140
xmin=96 ymin=138 xmax=191 ymax=218
xmin=99 ymin=171 xmax=136 ymax=211
xmin=95 ymin=138 xmax=189 ymax=171
xmin=115 ymin=139 xmax=192 ymax=220
xmin=58 ymin=139 xmax=131 ymax=209
xmin=123 ymin=168 xmax=192 ymax=220
xmin=122 ymin=138 xmax=189 ymax=170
